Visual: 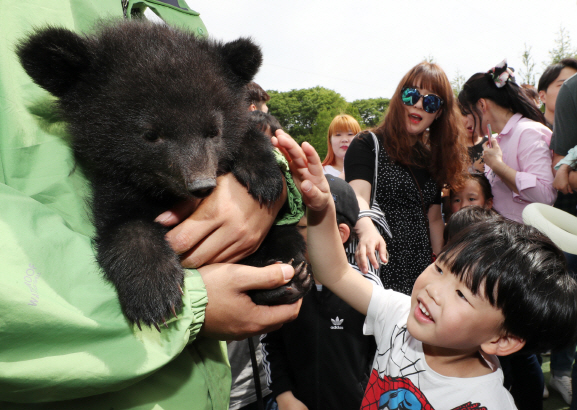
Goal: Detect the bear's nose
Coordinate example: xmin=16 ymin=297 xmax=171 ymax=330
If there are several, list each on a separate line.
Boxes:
xmin=188 ymin=178 xmax=217 ymax=198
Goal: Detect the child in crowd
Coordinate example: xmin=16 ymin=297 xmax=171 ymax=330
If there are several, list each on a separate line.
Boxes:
xmin=449 ymin=173 xmax=493 ymax=215
xmin=322 ymin=114 xmax=361 ymax=178
xmin=273 ymin=131 xmax=577 ymax=409
xmin=261 ymin=175 xmax=381 ymax=410
xmin=246 ymin=81 xmax=271 ymax=112
xmin=249 ymin=110 xmax=283 ymax=138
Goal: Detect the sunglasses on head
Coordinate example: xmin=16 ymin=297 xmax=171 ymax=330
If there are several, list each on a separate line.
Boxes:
xmin=401 ymin=87 xmax=444 ymax=114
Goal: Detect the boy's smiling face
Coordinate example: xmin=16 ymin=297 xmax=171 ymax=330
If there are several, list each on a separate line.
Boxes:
xmin=407 ymin=261 xmax=506 ymax=353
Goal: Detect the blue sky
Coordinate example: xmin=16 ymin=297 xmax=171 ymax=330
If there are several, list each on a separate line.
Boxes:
xmin=185 ymin=0 xmax=577 ymax=101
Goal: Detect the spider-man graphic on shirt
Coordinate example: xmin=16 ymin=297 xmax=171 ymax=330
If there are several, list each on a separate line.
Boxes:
xmin=361 ymin=371 xmax=487 ymax=410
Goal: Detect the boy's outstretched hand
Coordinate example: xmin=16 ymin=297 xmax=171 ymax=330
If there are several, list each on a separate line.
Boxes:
xmin=272 ymin=130 xmax=331 ymax=212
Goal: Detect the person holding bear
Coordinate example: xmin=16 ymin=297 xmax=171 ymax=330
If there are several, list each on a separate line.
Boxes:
xmin=0 ymin=1 xmax=302 ymax=409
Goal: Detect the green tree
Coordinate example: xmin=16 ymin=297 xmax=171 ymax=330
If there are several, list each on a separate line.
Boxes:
xmin=451 ymin=70 xmax=466 ymax=98
xmin=267 ymin=87 xmax=348 ymax=140
xmin=548 ymin=26 xmax=577 ymax=65
xmin=350 ymin=97 xmax=390 ymax=128
xmin=519 ymin=44 xmax=536 ymax=86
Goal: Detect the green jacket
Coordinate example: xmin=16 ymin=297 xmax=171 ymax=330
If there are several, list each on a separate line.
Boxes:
xmin=0 ymin=1 xmax=230 ymax=408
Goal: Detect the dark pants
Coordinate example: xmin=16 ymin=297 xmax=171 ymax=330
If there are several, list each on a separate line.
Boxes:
xmin=500 ymin=354 xmax=544 ymax=410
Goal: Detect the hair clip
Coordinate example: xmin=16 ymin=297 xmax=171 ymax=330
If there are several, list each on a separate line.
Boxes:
xmin=488 ymin=59 xmax=515 ymax=88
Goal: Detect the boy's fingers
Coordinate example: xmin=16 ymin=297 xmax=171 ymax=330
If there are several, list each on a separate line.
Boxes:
xmin=300 ymin=179 xmax=332 ymax=211
xmin=274 ymin=131 xmax=308 ymax=169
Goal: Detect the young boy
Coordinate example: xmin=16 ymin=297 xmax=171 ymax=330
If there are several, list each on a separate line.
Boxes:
xmin=273 ymin=132 xmax=577 ymax=409
xmin=261 ymin=175 xmax=381 ymax=410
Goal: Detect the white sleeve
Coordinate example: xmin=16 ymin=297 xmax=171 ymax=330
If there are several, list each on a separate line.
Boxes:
xmin=364 ymin=285 xmax=411 ymax=344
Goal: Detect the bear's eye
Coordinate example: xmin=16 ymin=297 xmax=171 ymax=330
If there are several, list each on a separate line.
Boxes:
xmin=142 ymin=130 xmax=160 ymax=143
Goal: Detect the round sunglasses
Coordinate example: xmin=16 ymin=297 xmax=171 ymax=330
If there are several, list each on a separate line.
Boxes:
xmin=401 ymin=87 xmax=444 ymax=114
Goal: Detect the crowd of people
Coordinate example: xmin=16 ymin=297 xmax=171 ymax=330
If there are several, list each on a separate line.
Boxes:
xmin=2 ymin=2 xmax=577 ymax=410
xmin=235 ymin=58 xmax=577 ymax=410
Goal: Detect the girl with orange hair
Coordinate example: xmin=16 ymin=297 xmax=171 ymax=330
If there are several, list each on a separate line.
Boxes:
xmin=322 ymin=114 xmax=362 ymax=178
xmin=345 ymin=62 xmax=467 ymax=295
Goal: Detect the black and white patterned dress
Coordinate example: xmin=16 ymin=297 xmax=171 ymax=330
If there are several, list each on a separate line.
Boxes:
xmin=345 ymin=133 xmax=441 ymax=295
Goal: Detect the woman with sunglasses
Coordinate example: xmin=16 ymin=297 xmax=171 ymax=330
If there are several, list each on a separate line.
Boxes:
xmin=458 ymin=60 xmax=556 ymax=224
xmin=344 ymin=62 xmax=467 ymax=295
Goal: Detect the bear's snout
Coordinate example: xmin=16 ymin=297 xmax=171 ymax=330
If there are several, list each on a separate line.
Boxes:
xmin=188 ymin=178 xmax=217 ymax=198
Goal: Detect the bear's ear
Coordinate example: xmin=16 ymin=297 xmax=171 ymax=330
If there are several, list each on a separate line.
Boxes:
xmin=16 ymin=26 xmax=92 ymax=98
xmin=219 ymin=37 xmax=262 ymax=86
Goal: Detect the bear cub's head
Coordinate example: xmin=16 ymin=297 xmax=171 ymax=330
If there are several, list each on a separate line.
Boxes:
xmin=17 ymin=19 xmax=263 ymax=199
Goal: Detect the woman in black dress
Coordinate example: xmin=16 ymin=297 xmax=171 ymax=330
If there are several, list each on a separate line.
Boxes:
xmin=345 ymin=62 xmax=467 ymax=295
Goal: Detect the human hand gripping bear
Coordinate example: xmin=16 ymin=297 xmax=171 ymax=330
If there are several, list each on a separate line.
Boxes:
xmin=17 ymin=20 xmax=311 ymax=330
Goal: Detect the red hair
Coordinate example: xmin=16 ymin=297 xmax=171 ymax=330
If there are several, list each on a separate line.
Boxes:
xmin=374 ymin=62 xmax=467 ymax=188
xmin=322 ymin=114 xmax=362 ymax=166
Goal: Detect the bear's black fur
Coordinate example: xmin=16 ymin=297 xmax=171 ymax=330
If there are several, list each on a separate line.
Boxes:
xmin=17 ymin=19 xmax=310 ymax=328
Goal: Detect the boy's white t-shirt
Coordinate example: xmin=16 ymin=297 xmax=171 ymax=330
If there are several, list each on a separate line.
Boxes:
xmin=363 ymin=285 xmax=517 ymax=410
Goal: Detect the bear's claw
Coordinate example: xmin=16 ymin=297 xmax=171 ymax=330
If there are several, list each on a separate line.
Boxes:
xmin=249 ymin=259 xmax=312 ymax=305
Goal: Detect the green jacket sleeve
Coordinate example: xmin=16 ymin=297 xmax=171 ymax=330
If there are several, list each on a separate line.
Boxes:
xmin=0 ymin=1 xmax=229 ymax=409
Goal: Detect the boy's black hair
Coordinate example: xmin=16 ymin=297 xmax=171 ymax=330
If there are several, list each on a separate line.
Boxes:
xmin=438 ymin=219 xmax=577 ymax=354
xmin=249 ymin=110 xmax=282 ymax=136
xmin=444 ymin=205 xmax=500 ymax=244
xmin=538 ymin=58 xmax=577 ymax=92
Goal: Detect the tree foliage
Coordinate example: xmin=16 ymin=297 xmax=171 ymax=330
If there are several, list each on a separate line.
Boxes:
xmin=519 ymin=43 xmax=536 ymax=86
xmin=451 ymin=70 xmax=466 ymax=98
xmin=350 ymin=97 xmax=390 ymax=128
xmin=548 ymin=26 xmax=577 ymax=65
xmin=267 ymin=87 xmax=388 ymax=159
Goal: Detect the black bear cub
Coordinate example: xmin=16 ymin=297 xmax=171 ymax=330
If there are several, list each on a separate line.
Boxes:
xmin=17 ymin=19 xmax=311 ymax=329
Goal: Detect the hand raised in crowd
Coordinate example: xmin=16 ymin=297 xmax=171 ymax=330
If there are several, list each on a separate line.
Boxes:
xmin=272 ymin=130 xmax=331 ymax=213
xmin=156 ymin=172 xmax=285 ymax=268
xmin=198 ymin=262 xmax=301 ymax=340
xmin=553 ymin=164 xmax=574 ymax=195
xmin=274 ymin=129 xmax=388 ymax=273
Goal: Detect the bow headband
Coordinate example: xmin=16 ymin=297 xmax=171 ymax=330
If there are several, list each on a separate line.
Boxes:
xmin=488 ymin=59 xmax=515 ymax=88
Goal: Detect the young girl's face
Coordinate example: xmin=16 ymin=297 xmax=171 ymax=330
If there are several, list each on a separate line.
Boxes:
xmin=450 ymin=179 xmax=492 ymax=213
xmin=330 ymin=129 xmax=355 ymax=160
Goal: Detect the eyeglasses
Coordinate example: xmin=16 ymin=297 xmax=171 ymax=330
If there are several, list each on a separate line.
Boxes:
xmin=401 ymin=87 xmax=444 ymax=114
